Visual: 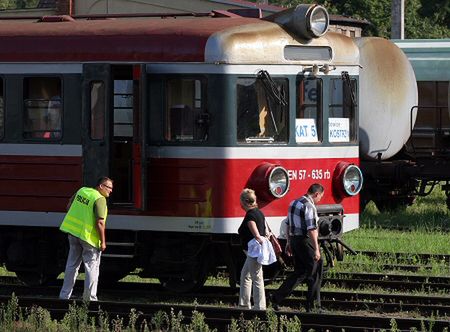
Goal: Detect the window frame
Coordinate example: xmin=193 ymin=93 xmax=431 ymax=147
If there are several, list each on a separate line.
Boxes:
xmin=164 ymin=76 xmax=208 ymax=143
xmin=236 ymin=75 xmax=289 ymax=144
xmin=0 ymin=76 xmax=4 ymax=140
xmin=296 ymin=76 xmax=323 ymax=144
xmin=89 ymin=80 xmax=106 ymax=141
xmin=22 ymin=76 xmax=63 ymax=141
xmin=328 ymin=77 xmax=358 ymax=143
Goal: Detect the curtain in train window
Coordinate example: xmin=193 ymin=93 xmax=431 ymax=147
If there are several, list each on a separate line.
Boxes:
xmin=297 ymin=78 xmax=322 ymax=143
xmin=237 ymin=76 xmax=288 ymax=143
xmin=0 ymin=78 xmax=3 ymax=140
xmin=90 ymin=81 xmax=105 ymax=140
xmin=329 ymin=77 xmax=357 ymax=143
xmin=165 ymin=78 xmax=208 ymax=142
xmin=23 ymin=77 xmax=62 ymax=140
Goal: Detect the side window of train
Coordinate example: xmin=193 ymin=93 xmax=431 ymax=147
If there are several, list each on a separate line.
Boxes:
xmin=0 ymin=78 xmax=3 ymax=140
xmin=237 ymin=76 xmax=288 ymax=143
xmin=296 ymin=78 xmax=322 ymax=143
xmin=165 ymin=78 xmax=208 ymax=142
xmin=416 ymin=81 xmax=450 ymax=129
xmin=90 ymin=81 xmax=105 ymax=140
xmin=23 ymin=77 xmax=62 ymax=140
xmin=329 ymin=77 xmax=357 ymax=143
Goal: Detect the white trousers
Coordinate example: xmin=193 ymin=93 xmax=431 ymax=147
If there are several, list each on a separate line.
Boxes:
xmin=59 ymin=234 xmax=102 ymax=301
xmin=239 ymin=251 xmax=266 ymax=310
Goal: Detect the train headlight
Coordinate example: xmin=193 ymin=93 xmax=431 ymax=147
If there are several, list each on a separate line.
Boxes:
xmin=307 ymin=5 xmax=329 ymax=38
xmin=268 ymin=166 xmax=290 ymax=198
xmin=333 ymin=162 xmax=363 ymax=198
xmin=266 ymin=4 xmax=329 ymax=40
xmin=342 ymin=165 xmax=363 ymax=196
xmin=247 ymin=162 xmax=290 ymax=202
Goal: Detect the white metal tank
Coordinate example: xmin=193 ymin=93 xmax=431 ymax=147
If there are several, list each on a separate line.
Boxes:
xmin=356 ymin=37 xmax=418 ymax=160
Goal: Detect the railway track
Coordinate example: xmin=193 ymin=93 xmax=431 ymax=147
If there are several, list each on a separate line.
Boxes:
xmin=0 ymin=275 xmax=448 ymax=316
xmin=2 ymin=271 xmax=450 ymax=294
xmin=356 ymin=250 xmax=450 ymax=263
xmin=0 ymin=268 xmax=448 ymax=330
xmin=0 ymin=294 xmax=448 ymax=332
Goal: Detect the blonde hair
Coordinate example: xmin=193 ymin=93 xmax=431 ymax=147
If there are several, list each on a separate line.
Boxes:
xmin=240 ymin=188 xmax=258 ymax=210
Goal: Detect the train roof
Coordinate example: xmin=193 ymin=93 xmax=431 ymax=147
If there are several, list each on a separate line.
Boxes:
xmin=0 ymin=16 xmax=255 ymax=62
xmin=0 ymin=12 xmax=359 ymax=65
xmin=393 ymin=39 xmax=450 ymax=81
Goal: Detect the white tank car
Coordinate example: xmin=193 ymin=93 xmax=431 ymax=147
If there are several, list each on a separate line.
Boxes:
xmin=356 ymin=37 xmax=418 ymax=160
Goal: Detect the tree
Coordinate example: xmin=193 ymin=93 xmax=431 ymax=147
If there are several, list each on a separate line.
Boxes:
xmin=263 ymin=0 xmax=450 ymax=38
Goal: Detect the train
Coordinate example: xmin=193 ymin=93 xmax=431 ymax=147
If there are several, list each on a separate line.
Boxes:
xmin=361 ymin=39 xmax=450 ymax=211
xmin=0 ymin=4 xmax=415 ymax=291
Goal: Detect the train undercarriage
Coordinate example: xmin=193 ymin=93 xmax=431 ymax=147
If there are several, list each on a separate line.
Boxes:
xmin=361 ymin=157 xmax=450 ymax=212
xmin=0 ymin=220 xmax=349 ymax=292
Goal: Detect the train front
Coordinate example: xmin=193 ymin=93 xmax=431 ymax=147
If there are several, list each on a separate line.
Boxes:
xmin=146 ymin=4 xmax=363 ymax=289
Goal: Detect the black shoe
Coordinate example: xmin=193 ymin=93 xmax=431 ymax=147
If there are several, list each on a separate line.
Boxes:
xmin=268 ymin=293 xmax=280 ymax=311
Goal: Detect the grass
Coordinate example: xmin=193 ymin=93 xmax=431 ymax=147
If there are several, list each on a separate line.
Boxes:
xmin=339 ymin=186 xmax=450 ymax=276
xmin=360 ymin=185 xmax=450 ymax=231
xmin=343 ymin=228 xmax=450 ymax=254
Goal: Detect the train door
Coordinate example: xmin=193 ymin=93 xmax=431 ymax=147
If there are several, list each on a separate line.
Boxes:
xmin=82 ymin=64 xmax=112 ymax=187
xmin=82 ymin=64 xmax=142 ymax=208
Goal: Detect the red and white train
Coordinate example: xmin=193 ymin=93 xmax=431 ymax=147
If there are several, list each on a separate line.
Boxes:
xmin=0 ymin=4 xmax=415 ymax=291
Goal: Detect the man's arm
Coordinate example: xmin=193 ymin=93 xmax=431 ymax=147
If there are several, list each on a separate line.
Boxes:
xmin=96 ymin=218 xmax=106 ymax=251
xmin=94 ymin=197 xmax=107 ymax=251
xmin=305 ymin=204 xmax=321 ymax=261
xmin=308 ymin=228 xmax=320 ymax=261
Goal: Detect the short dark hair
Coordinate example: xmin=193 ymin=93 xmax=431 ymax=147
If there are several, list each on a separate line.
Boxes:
xmin=96 ymin=176 xmax=113 ymax=187
xmin=307 ymin=183 xmax=324 ymax=195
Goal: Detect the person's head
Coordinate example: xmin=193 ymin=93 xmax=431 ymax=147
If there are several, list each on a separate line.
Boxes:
xmin=96 ymin=177 xmax=114 ymax=198
xmin=240 ymin=188 xmax=258 ymax=211
xmin=307 ymin=183 xmax=324 ymax=204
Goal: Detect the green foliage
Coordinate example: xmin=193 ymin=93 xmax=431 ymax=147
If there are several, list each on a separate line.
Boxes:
xmin=0 ymin=0 xmax=40 ymax=10
xmin=264 ymin=0 xmax=449 ymax=39
xmin=186 ymin=310 xmax=217 ymax=332
xmin=24 ymin=306 xmax=59 ymax=332
xmin=279 ymin=314 xmax=302 ymax=331
xmin=59 ymin=301 xmax=96 ymax=332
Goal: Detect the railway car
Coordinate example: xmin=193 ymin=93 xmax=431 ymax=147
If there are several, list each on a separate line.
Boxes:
xmin=361 ymin=39 xmax=450 ymax=210
xmin=0 ymin=4 xmax=412 ymax=291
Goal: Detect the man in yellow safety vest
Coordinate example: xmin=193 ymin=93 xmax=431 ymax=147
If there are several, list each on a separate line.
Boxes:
xmin=59 ymin=177 xmax=113 ymax=301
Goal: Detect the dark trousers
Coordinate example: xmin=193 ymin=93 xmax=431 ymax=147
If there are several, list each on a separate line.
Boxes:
xmin=272 ymin=236 xmax=323 ymax=310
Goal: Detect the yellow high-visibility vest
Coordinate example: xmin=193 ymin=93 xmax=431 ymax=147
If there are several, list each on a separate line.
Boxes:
xmin=60 ymin=187 xmax=107 ymax=249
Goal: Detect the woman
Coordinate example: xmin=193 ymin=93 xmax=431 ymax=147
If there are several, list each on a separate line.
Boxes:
xmin=238 ymin=188 xmax=267 ymax=310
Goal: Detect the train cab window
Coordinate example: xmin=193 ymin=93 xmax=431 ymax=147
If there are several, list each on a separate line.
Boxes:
xmin=329 ymin=76 xmax=357 ymax=143
xmin=296 ymin=78 xmax=322 ymax=143
xmin=23 ymin=77 xmax=62 ymax=140
xmin=0 ymin=78 xmax=3 ymax=140
xmin=237 ymin=73 xmax=288 ymax=143
xmin=165 ymin=78 xmax=208 ymax=142
xmin=90 ymin=81 xmax=106 ymax=140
